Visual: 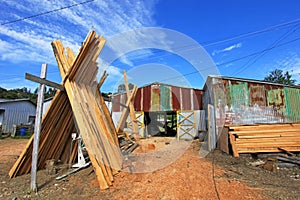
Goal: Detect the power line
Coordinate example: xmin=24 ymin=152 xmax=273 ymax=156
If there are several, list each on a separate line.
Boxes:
xmin=158 ymin=35 xmax=300 ymax=83
xmin=3 ymin=34 xmax=300 ymax=84
xmin=109 ymin=18 xmax=300 ymax=69
xmin=202 ymin=18 xmax=300 ymax=47
xmin=233 ymin=25 xmax=299 ymax=76
xmin=1 ymin=0 xmax=95 ymax=26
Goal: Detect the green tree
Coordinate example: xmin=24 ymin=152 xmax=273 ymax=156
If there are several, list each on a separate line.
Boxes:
xmin=263 ymin=69 xmax=296 ymax=85
xmin=117 ymin=83 xmax=134 ymax=93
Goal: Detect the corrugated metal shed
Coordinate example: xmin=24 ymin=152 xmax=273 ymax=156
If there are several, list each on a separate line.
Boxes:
xmin=112 ymin=82 xmax=203 ymax=112
xmin=0 ymin=99 xmax=36 ymax=133
xmin=204 ymin=76 xmax=300 ymax=126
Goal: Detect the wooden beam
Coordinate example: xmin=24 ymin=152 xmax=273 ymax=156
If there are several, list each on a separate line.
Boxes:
xmin=97 ymin=71 xmax=108 ymax=90
xmin=25 ymin=73 xmax=64 ymax=91
xmin=123 ymin=70 xmax=139 ymax=141
xmin=116 ymin=86 xmax=138 ymax=134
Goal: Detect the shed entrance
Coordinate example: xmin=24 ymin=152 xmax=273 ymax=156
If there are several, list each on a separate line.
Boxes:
xmin=144 ymin=111 xmax=177 ymax=137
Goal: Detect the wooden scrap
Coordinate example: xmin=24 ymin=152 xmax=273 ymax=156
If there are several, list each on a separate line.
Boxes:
xmin=277 ymin=156 xmax=300 ymax=166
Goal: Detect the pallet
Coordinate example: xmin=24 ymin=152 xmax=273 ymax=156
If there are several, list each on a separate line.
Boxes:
xmin=227 ymin=123 xmax=300 ymax=157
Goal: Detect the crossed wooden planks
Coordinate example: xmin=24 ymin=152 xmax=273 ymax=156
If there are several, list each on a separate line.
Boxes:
xmin=228 ymin=123 xmax=300 ymax=157
xmin=9 ymin=31 xmax=123 ymax=190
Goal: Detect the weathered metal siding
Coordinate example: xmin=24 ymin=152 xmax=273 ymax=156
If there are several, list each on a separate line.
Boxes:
xmin=143 ymin=85 xmax=151 ymax=112
xmin=284 ymin=87 xmax=300 ymax=122
xmin=160 ymin=84 xmax=171 ymax=111
xmin=229 ymin=81 xmax=250 ymax=108
xmin=112 ymin=94 xmax=121 ymax=112
xmin=0 ymin=100 xmax=36 ymax=133
xmin=112 ymin=83 xmax=203 ymax=112
xmin=209 ymin=77 xmax=300 ymax=125
xmin=181 ymin=88 xmax=191 ymax=110
xmin=151 ymin=84 xmax=160 ymax=111
xmin=171 ymin=86 xmax=181 ymax=110
xmin=134 ymin=88 xmax=142 ymax=111
xmin=193 ymin=90 xmax=202 ymax=110
xmin=249 ymin=84 xmax=266 ymax=106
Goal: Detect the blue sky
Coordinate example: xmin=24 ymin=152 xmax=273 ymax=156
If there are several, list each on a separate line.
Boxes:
xmin=0 ymin=0 xmax=300 ymax=93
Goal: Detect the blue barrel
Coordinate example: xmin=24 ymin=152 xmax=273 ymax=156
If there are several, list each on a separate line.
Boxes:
xmin=19 ymin=128 xmax=26 ymax=136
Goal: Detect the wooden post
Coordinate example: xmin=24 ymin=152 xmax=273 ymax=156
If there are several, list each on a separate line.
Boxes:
xmin=208 ymin=104 xmax=216 ymax=151
xmin=31 ymin=64 xmax=47 ymax=192
xmin=123 ymin=71 xmax=139 ymax=141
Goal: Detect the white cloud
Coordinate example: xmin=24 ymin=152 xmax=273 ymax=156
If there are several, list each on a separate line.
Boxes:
xmin=0 ymin=0 xmax=158 ymax=89
xmin=212 ymin=42 xmax=242 ymax=56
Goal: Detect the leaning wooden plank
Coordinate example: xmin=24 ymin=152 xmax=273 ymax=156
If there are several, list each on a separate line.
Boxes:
xmin=123 ymin=70 xmax=139 ymax=140
xmin=51 ymin=32 xmax=122 ymax=189
xmin=97 ymin=71 xmax=108 ymax=90
xmin=96 ymin=88 xmax=119 ymax=146
xmin=9 ymin=135 xmax=34 ymax=177
xmin=86 ymin=150 xmax=109 ymax=189
xmin=116 ymin=86 xmax=138 ymax=134
xmin=77 ymin=84 xmax=121 ymax=170
xmin=9 ymin=91 xmax=76 ymax=177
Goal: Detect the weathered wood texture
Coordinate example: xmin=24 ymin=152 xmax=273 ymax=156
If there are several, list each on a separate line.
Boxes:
xmin=227 ymin=123 xmax=300 ymax=157
xmin=9 ymin=31 xmax=122 ymax=190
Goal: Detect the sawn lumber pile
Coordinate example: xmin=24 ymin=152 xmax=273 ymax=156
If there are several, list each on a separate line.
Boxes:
xmin=9 ymin=31 xmax=123 ymax=189
xmin=228 ymin=123 xmax=300 ymax=157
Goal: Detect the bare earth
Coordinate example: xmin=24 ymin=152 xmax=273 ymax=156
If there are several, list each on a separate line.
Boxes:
xmin=0 ymin=137 xmax=299 ymax=199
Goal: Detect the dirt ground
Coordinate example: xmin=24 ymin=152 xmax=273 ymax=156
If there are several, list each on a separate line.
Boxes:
xmin=0 ymin=137 xmax=299 ymax=200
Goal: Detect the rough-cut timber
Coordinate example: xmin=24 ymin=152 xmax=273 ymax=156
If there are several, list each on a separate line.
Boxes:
xmin=9 ymin=31 xmax=123 ymax=190
xmin=227 ymin=123 xmax=300 ymax=157
xmin=9 ymin=91 xmax=77 ymax=177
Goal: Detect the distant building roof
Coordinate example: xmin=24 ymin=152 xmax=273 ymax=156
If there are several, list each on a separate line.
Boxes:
xmin=0 ymin=99 xmax=36 ymax=105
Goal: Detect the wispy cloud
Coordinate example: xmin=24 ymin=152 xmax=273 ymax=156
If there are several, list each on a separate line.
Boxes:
xmin=0 ymin=0 xmax=158 ymax=89
xmin=277 ymin=53 xmax=300 ymax=83
xmin=212 ymin=42 xmax=242 ymax=56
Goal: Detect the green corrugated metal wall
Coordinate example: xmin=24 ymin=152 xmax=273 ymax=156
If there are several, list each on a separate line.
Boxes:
xmin=229 ymin=81 xmax=250 ymax=109
xmin=284 ymin=87 xmax=300 ymax=122
xmin=160 ymin=85 xmax=171 ymax=111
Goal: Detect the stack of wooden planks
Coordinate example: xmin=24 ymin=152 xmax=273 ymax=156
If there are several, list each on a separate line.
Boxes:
xmin=9 ymin=31 xmax=123 ymax=190
xmin=227 ymin=123 xmax=300 ymax=157
xmin=9 ymin=91 xmax=77 ymax=177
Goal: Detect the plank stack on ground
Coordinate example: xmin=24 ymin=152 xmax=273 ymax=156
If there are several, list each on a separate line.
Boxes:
xmin=227 ymin=123 xmax=300 ymax=157
xmin=9 ymin=31 xmax=123 ymax=190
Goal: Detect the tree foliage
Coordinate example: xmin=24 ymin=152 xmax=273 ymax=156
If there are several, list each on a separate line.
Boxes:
xmin=263 ymin=69 xmax=296 ymax=85
xmin=117 ymin=83 xmax=134 ymax=93
xmin=0 ymin=86 xmax=57 ymax=103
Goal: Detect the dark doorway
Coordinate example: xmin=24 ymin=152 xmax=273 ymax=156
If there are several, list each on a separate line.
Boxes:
xmin=144 ymin=111 xmax=177 ymax=137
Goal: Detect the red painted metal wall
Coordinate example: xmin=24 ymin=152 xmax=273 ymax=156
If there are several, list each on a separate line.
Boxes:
xmin=112 ymin=83 xmax=203 ymax=112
